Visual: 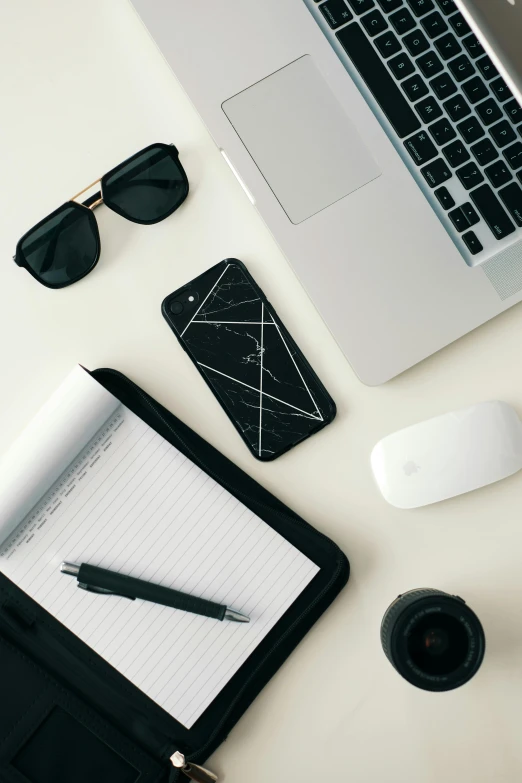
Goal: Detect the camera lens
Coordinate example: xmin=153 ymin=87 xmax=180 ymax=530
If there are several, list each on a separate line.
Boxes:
xmin=169 ymin=301 xmax=184 ymax=315
xmin=381 ymin=589 xmax=485 ymax=692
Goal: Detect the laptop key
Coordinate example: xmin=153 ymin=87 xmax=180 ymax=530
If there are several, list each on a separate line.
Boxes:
xmin=443 ymin=94 xmax=470 ymax=122
xmin=448 ymin=54 xmax=475 ymax=82
xmin=461 ymin=202 xmax=480 ymax=226
xmin=470 ymin=184 xmax=516 ymax=238
xmin=476 ymin=56 xmax=498 ymax=81
xmin=471 ymin=138 xmax=498 ymax=166
xmin=463 ymin=34 xmax=485 ymax=59
xmin=435 ymin=32 xmax=461 ymax=60
xmin=346 ymin=0 xmax=375 ymax=13
xmin=498 ymin=182 xmax=522 ymax=226
xmin=389 ymin=52 xmax=415 ymax=79
xmin=443 ymin=140 xmax=470 ymax=168
xmin=389 ymin=7 xmax=416 ymax=33
xmin=434 ymin=186 xmax=455 ymax=208
xmin=404 ymin=131 xmax=438 ymax=164
xmin=429 ymin=117 xmax=456 ymax=145
xmin=431 ymin=72 xmax=457 ymax=99
xmin=415 ymin=96 xmax=442 ymax=123
xmin=362 ymin=9 xmax=388 ymax=35
xmin=406 ymin=0 xmax=434 ymax=17
xmin=406 ymin=0 xmax=435 ymax=16
xmin=375 ymin=30 xmax=401 ymax=56
xmin=417 ymin=51 xmax=443 ymax=78
xmin=376 ymin=0 xmax=402 ymax=11
xmin=435 ymin=0 xmax=457 ymax=15
xmin=336 ymin=23 xmax=422 ymax=137
xmin=490 ymin=120 xmax=517 ymax=148
xmin=421 ymin=11 xmax=448 ymax=39
xmin=404 ymin=29 xmax=430 ymax=56
xmin=462 ymin=76 xmax=488 ymax=105
xmin=476 ymin=98 xmax=503 ymax=126
xmin=457 ymin=116 xmax=484 ymax=144
xmin=462 ymin=231 xmax=483 ymax=254
xmin=320 ymin=0 xmax=354 ymax=28
xmin=421 ymin=157 xmax=452 ymax=186
xmin=448 ymin=206 xmax=468 ymax=231
xmin=490 ymin=78 xmax=512 ymax=103
xmin=456 ymin=162 xmax=484 ymax=189
xmin=449 ymin=12 xmax=470 ymax=37
xmin=503 ymin=142 xmax=522 ymax=170
xmin=403 ymin=74 xmax=428 ymax=101
xmin=505 ymin=99 xmax=522 ymax=125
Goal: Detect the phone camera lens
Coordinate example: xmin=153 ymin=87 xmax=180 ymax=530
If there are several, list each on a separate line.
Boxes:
xmin=381 ymin=589 xmax=485 ymax=692
xmin=169 ymin=301 xmax=184 ymax=315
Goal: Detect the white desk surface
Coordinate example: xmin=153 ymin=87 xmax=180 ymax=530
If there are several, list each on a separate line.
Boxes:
xmin=1 ymin=2 xmax=522 ymax=781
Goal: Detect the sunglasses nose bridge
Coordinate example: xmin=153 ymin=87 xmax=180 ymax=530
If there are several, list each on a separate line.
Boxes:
xmin=87 ymin=194 xmax=104 ymax=210
xmin=71 ymin=178 xmax=104 ymax=210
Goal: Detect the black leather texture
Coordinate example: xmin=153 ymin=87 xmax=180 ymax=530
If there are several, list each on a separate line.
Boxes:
xmin=0 ymin=368 xmax=349 ymax=782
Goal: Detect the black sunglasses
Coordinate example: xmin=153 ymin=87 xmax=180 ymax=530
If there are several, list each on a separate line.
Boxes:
xmin=14 ymin=143 xmax=189 ymax=289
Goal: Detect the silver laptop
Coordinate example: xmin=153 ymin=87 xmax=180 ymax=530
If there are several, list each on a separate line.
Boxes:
xmin=131 ymin=0 xmax=522 ymax=385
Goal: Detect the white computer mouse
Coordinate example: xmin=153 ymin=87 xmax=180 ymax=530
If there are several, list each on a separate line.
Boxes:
xmin=371 ymin=400 xmax=522 ymax=509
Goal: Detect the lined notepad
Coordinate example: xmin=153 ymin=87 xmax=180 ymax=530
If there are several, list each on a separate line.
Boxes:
xmin=0 ymin=367 xmax=319 ymax=727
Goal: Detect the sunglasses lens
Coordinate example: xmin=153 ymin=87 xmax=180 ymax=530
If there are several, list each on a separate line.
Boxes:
xmin=20 ymin=204 xmax=99 ymax=287
xmin=102 ymin=144 xmax=188 ymax=223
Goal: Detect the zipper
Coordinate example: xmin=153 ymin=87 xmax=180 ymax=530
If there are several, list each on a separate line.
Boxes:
xmin=170 ymin=751 xmax=217 ymax=783
xmin=99 ymin=370 xmax=346 ymax=774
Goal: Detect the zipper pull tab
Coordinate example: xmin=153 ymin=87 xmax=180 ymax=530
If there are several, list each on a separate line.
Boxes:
xmin=170 ymin=752 xmax=218 ymax=783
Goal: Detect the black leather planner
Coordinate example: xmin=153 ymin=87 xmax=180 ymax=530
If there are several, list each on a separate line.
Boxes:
xmin=0 ymin=369 xmax=349 ymax=783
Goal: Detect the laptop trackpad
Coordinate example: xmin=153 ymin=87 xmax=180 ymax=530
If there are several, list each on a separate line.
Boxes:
xmin=222 ymin=55 xmax=381 ymax=224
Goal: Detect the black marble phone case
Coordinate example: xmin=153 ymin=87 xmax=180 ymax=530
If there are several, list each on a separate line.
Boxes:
xmin=162 ymin=259 xmax=336 ymax=460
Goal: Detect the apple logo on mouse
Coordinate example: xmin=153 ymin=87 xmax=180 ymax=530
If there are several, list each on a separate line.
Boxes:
xmin=403 ymin=461 xmax=420 ymax=477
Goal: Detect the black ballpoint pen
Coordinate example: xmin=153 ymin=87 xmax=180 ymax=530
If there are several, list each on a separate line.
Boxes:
xmin=60 ymin=562 xmax=250 ymax=623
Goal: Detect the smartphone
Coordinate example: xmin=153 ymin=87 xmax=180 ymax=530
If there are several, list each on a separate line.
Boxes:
xmin=162 ymin=259 xmax=336 ymax=461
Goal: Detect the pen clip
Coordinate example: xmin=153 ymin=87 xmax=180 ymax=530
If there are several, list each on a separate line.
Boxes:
xmin=77 ymin=583 xmax=135 ymax=600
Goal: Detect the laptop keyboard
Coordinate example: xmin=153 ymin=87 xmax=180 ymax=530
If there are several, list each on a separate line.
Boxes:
xmin=309 ymin=0 xmax=522 ymax=262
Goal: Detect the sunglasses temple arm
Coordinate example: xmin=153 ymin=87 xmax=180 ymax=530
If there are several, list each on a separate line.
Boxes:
xmin=38 ymin=224 xmax=64 ymax=275
xmin=80 ymin=181 xmax=175 ymax=208
xmin=19 ymin=208 xmax=90 ymax=268
xmin=19 ymin=223 xmax=62 ymax=260
xmin=39 ymin=208 xmax=87 ymax=275
xmin=103 ymin=147 xmax=178 ymax=190
xmin=77 ymin=150 xmax=178 ymax=205
xmin=102 ymin=180 xmax=179 ymax=202
xmin=81 ymin=179 xmax=175 ymax=207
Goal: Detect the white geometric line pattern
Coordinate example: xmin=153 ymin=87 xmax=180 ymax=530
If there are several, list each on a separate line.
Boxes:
xmin=183 ymin=263 xmax=325 ymax=456
xmin=196 ymin=363 xmax=323 ymax=421
xmin=180 ymin=264 xmax=230 ymax=337
xmin=271 ymin=318 xmax=323 ymax=422
xmin=258 ymin=302 xmax=265 ymax=456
